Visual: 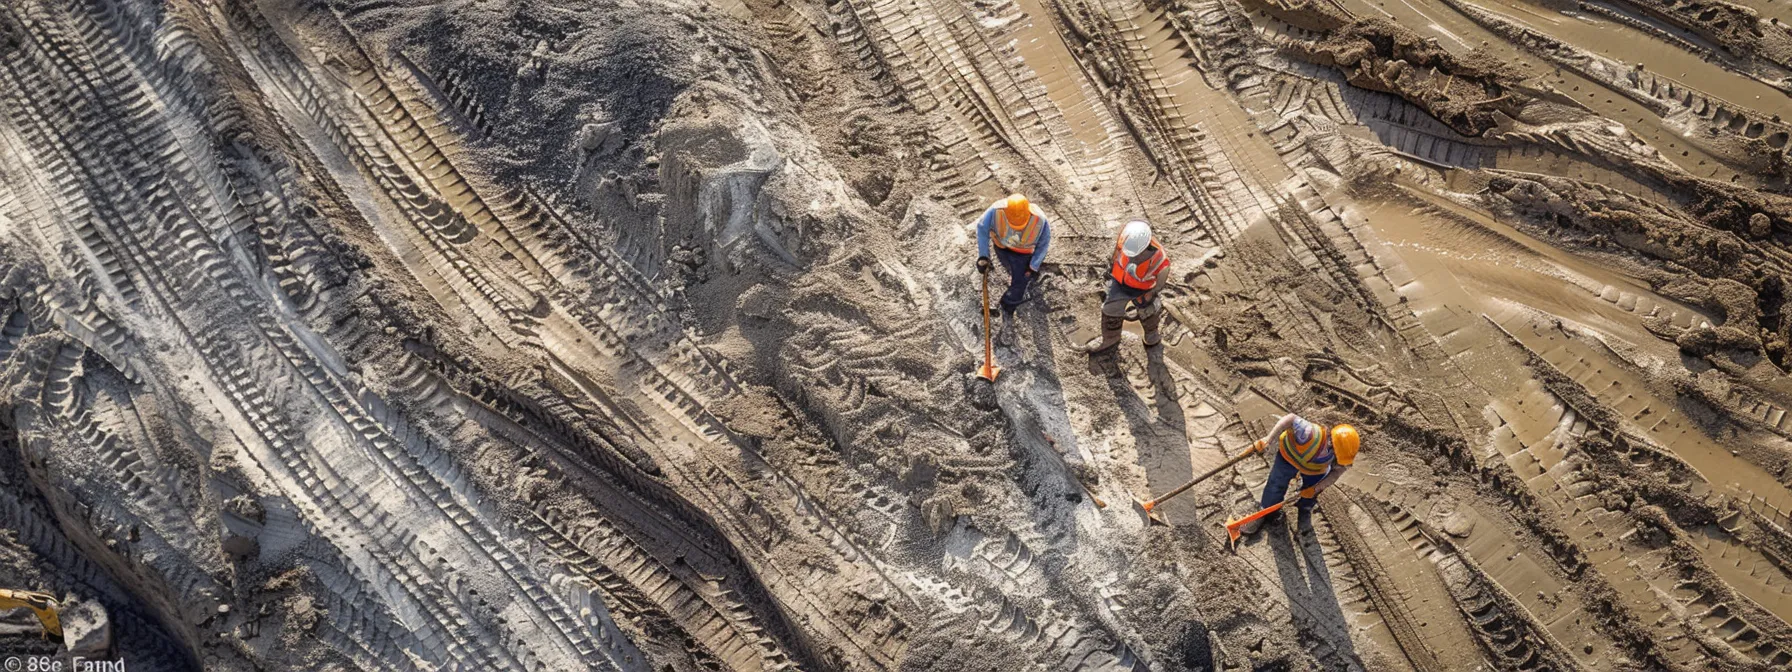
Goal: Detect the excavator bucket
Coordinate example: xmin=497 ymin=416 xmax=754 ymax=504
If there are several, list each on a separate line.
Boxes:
xmin=0 ymin=589 xmax=61 ymax=638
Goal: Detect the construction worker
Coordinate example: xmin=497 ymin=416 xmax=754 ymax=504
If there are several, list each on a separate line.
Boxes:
xmin=976 ymin=193 xmax=1052 ymax=345
xmin=1087 ymin=220 xmax=1169 ymax=353
xmin=1239 ymin=414 xmax=1361 ymax=534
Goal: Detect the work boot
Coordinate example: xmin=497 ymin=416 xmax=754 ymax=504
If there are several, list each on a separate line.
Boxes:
xmin=1085 ymin=312 xmax=1124 ymax=353
xmin=1238 ymin=516 xmax=1264 ymax=536
xmin=998 ymin=310 xmax=1017 ymax=347
xmin=1140 ymin=302 xmax=1163 ymax=347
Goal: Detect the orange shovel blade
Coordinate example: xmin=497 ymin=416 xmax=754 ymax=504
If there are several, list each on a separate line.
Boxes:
xmin=1224 ymin=501 xmax=1287 ymax=547
xmin=977 ymin=362 xmax=1001 ymax=381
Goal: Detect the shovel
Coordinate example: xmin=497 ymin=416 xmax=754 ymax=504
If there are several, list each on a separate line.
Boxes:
xmin=976 ymin=269 xmax=1000 ymax=382
xmin=1134 ymin=443 xmax=1264 ymax=526
xmin=1043 ymin=433 xmax=1106 ymax=508
xmin=1224 ymin=488 xmax=1315 ymax=549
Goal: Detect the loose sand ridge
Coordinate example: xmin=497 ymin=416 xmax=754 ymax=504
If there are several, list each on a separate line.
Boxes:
xmin=4 ymin=0 xmax=1792 ymax=669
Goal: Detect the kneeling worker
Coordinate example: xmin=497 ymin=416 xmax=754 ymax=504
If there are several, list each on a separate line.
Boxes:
xmin=1239 ymin=414 xmax=1360 ymax=535
xmin=976 ymin=194 xmax=1052 ymax=345
xmin=1087 ymin=220 xmax=1169 ymax=352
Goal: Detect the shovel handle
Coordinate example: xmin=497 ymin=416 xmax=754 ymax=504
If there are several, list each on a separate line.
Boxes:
xmin=1231 ymin=499 xmax=1291 ymax=527
xmin=1224 ymin=492 xmax=1308 ymax=546
xmin=976 ymin=269 xmax=1000 ymax=381
xmin=1142 ymin=443 xmax=1264 ymax=512
xmin=1228 ymin=489 xmax=1310 ymax=527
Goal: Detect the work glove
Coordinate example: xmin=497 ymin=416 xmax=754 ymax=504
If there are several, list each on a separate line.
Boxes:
xmin=1026 ymin=267 xmax=1037 ymax=277
xmin=1252 ymin=439 xmax=1265 ymax=453
xmin=977 ymin=257 xmax=991 ymax=273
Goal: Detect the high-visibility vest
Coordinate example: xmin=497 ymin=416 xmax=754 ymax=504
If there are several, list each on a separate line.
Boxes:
xmin=1111 ymin=239 xmax=1169 ymax=290
xmin=993 ymin=205 xmax=1045 ymax=253
xmin=1279 ymin=416 xmax=1334 ymax=476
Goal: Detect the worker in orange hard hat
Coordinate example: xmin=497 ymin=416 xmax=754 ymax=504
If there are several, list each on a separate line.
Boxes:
xmin=1238 ymin=414 xmax=1361 ymax=535
xmin=1086 ymin=219 xmax=1169 ymax=353
xmin=976 ymin=193 xmax=1053 ymax=346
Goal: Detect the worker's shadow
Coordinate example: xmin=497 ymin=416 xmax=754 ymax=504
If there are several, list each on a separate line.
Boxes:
xmin=1020 ymin=282 xmax=1060 ymax=371
xmin=1144 ymin=346 xmax=1179 ymax=420
xmin=1100 ymin=344 xmax=1193 ymax=507
xmin=1265 ymin=511 xmax=1361 ymax=664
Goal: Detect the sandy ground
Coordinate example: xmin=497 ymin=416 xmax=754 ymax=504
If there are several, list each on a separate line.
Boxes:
xmin=4 ymin=0 xmax=1792 ymax=669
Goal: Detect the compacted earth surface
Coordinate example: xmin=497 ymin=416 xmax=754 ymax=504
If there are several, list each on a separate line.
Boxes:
xmin=5 ymin=0 xmax=1792 ymax=669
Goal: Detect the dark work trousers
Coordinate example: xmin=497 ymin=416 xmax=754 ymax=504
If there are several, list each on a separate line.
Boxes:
xmin=994 ymin=247 xmax=1034 ymax=315
xmin=1260 ymin=449 xmax=1328 ymax=510
xmin=1101 ymin=280 xmax=1149 ymax=316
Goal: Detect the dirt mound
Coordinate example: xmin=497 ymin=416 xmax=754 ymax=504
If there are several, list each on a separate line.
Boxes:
xmin=5 ymin=0 xmax=1792 ymax=669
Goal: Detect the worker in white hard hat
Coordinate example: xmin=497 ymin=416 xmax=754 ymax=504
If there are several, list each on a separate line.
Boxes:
xmin=976 ymin=193 xmax=1053 ymax=346
xmin=1087 ymin=219 xmax=1169 ymax=353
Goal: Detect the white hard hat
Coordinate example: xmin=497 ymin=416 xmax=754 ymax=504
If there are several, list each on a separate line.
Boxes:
xmin=1121 ymin=220 xmax=1153 ymax=256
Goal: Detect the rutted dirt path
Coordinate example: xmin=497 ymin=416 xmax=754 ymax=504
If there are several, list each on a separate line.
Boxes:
xmin=4 ymin=0 xmax=1792 ymax=669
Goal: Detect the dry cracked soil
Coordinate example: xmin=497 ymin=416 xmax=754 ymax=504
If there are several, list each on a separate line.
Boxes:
xmin=7 ymin=0 xmax=1792 ymax=670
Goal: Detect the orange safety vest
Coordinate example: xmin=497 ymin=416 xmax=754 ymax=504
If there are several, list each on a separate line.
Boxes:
xmin=1279 ymin=417 xmax=1334 ymax=476
xmin=994 ymin=207 xmax=1045 ymax=254
xmin=1111 ymin=240 xmax=1169 ymax=290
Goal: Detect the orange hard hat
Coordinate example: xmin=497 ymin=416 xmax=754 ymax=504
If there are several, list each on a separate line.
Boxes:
xmin=1331 ymin=424 xmax=1360 ymax=466
xmin=1004 ymin=194 xmax=1031 ymax=228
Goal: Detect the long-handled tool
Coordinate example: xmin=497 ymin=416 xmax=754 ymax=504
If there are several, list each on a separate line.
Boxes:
xmin=1133 ymin=443 xmax=1263 ymax=526
xmin=1043 ymin=433 xmax=1105 ymax=508
xmin=1224 ymin=488 xmax=1316 ymax=549
xmin=976 ymin=270 xmax=1001 ymax=382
